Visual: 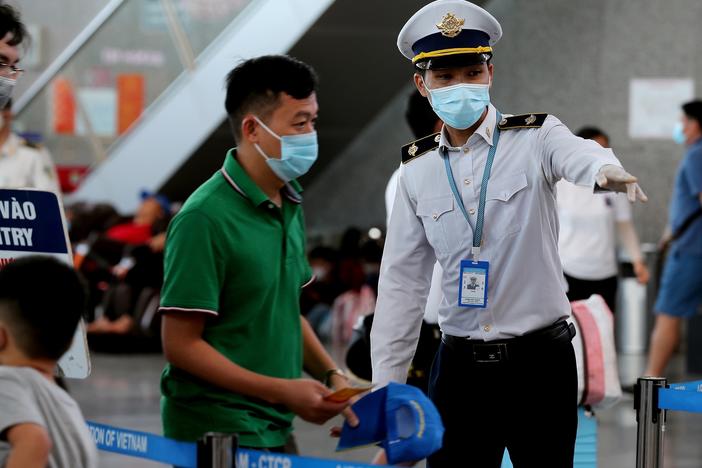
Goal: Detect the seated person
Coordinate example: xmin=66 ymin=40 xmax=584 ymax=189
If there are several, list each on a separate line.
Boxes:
xmin=300 ymin=246 xmax=341 ymax=342
xmin=80 ymin=192 xmax=171 ymax=335
xmin=103 ymin=191 xmax=170 ymax=246
xmin=0 ymin=256 xmax=98 ymax=467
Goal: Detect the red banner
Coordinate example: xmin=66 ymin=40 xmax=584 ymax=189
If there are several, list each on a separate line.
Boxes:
xmin=52 ymin=78 xmax=76 ymax=135
xmin=117 ymin=74 xmax=145 ymax=135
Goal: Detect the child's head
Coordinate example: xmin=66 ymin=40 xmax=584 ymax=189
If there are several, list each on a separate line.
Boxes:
xmin=0 ymin=256 xmax=87 ymax=362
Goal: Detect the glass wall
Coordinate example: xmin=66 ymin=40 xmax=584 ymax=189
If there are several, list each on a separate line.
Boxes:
xmin=15 ymin=0 xmax=253 ymax=189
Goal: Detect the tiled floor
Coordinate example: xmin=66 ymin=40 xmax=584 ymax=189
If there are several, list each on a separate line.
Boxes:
xmin=68 ymin=351 xmax=702 ymax=467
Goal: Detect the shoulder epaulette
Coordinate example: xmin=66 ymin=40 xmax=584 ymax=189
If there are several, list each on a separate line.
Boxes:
xmin=20 ymin=139 xmax=43 ymax=150
xmin=401 ymin=132 xmax=440 ymax=164
xmin=497 ymin=113 xmax=548 ymax=130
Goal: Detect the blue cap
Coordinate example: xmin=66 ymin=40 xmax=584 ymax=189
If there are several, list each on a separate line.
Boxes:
xmin=337 ymin=383 xmax=444 ymax=464
xmin=140 ymin=189 xmax=171 ymax=215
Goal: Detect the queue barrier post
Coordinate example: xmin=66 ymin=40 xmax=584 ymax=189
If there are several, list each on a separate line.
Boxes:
xmin=635 ymin=376 xmax=667 ymax=468
xmin=197 ymin=433 xmax=238 ymax=468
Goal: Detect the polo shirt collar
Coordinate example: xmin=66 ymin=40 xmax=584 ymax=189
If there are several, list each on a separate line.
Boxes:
xmin=220 ymin=149 xmax=303 ymax=206
xmin=439 ymin=104 xmax=497 ymax=152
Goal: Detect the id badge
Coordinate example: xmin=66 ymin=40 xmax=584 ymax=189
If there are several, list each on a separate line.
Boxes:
xmin=459 ymin=260 xmax=489 ymax=308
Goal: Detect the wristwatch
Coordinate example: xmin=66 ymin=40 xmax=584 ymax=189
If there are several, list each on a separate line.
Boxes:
xmin=323 ymin=368 xmax=348 ymax=387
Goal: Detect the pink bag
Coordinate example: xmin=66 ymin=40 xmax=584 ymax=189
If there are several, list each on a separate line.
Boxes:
xmin=569 ymin=295 xmax=622 ymax=409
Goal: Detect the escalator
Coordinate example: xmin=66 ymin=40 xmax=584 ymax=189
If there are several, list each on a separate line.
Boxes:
xmin=14 ymin=0 xmax=335 ymax=213
xmin=15 ymin=0 xmax=487 ymax=226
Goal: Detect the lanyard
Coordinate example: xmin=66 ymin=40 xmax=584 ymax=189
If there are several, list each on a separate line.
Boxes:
xmin=442 ymin=113 xmax=502 ymax=261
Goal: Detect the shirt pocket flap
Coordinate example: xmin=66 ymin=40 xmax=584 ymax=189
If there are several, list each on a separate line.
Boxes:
xmin=486 ymin=172 xmax=528 ymax=202
xmin=416 ymin=196 xmax=454 ymax=221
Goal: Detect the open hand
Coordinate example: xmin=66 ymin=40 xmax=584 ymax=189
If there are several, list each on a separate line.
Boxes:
xmin=595 ymin=165 xmax=648 ymax=202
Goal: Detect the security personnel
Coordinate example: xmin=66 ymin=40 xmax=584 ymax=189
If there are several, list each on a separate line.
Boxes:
xmin=370 ymin=1 xmax=647 ymax=467
xmin=0 ymin=100 xmax=60 ymax=193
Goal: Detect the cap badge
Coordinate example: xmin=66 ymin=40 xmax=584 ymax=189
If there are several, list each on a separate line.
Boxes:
xmin=408 ymin=143 xmax=418 ymax=157
xmin=525 ymin=114 xmax=537 ymax=125
xmin=436 ymin=13 xmax=464 ymax=38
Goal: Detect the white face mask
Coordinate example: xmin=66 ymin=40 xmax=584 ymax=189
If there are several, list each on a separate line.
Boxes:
xmin=312 ymin=266 xmax=329 ymax=281
xmin=0 ymin=76 xmax=15 ymax=110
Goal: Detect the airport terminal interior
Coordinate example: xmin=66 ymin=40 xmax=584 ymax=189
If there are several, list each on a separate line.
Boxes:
xmin=5 ymin=0 xmax=702 ymax=466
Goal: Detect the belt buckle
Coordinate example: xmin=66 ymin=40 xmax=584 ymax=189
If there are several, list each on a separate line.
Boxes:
xmin=473 ymin=343 xmax=508 ymax=363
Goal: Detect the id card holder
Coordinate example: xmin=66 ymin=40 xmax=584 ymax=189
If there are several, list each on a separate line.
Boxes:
xmin=458 ymin=260 xmax=489 ymax=308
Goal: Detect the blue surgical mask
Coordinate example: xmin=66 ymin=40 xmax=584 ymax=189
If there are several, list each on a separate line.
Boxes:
xmin=672 ymin=122 xmax=686 ymax=145
xmin=423 ymin=79 xmax=490 ymax=130
xmin=253 ymin=116 xmax=318 ymax=182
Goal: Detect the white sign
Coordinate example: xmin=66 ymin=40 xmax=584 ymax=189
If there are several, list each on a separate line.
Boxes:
xmin=0 ymin=189 xmax=91 ymax=378
xmin=629 ymin=78 xmax=695 ymax=139
xmin=76 ymin=87 xmax=117 ymax=138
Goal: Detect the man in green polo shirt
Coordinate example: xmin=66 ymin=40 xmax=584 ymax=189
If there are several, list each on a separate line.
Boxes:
xmin=159 ymin=55 xmax=354 ymax=450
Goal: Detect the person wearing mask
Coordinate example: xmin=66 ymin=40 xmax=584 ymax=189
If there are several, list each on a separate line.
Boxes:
xmin=645 ymin=100 xmax=702 ymax=377
xmin=159 ymin=55 xmax=356 ymax=451
xmin=0 ymin=5 xmax=23 ymax=109
xmin=370 ymin=1 xmax=647 ymax=466
xmin=0 ymin=7 xmax=59 ymax=194
xmin=556 ymin=127 xmax=649 ymax=312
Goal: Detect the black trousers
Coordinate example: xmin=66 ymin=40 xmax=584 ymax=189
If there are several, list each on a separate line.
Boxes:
xmin=427 ymin=335 xmax=578 ymax=468
xmin=564 ymin=273 xmax=618 ymax=314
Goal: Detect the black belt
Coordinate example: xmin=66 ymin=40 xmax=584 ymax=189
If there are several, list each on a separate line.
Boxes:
xmin=442 ymin=320 xmax=576 ymax=364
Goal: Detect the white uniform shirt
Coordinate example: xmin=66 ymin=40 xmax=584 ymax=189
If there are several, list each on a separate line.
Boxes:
xmin=386 ymin=166 xmax=442 ymax=324
xmin=556 ymin=181 xmax=631 ymax=280
xmin=371 ymin=104 xmax=621 ymax=386
xmin=0 ymin=134 xmax=61 ymax=193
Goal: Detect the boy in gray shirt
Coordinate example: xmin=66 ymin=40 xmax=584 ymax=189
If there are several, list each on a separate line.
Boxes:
xmin=0 ymin=256 xmax=97 ymax=468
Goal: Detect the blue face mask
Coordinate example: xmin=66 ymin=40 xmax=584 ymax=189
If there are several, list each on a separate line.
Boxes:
xmin=253 ymin=117 xmax=318 ymax=182
xmin=423 ymin=79 xmax=490 ymax=130
xmin=672 ymin=122 xmax=686 ymax=145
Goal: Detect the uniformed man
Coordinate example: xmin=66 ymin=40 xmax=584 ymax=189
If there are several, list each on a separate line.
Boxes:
xmin=0 ymin=100 xmax=60 ymax=193
xmin=370 ymin=1 xmax=647 ymax=467
xmin=0 ymin=4 xmax=25 ymax=108
xmin=465 ymin=276 xmax=479 ymax=290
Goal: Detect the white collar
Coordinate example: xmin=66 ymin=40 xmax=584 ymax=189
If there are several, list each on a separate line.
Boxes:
xmin=439 ymin=104 xmax=498 ymax=150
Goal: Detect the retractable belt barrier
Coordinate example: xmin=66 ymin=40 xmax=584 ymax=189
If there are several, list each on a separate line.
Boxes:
xmin=634 ymin=377 xmax=702 ymax=468
xmin=86 ymin=421 xmax=388 ymax=468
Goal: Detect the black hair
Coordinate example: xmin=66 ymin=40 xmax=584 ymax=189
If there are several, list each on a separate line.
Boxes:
xmin=224 ymin=55 xmax=318 ymax=143
xmin=360 ymin=239 xmax=383 ymax=264
xmin=406 ymin=89 xmax=440 ymax=138
xmin=309 ymin=246 xmax=338 ymax=263
xmin=576 ymin=126 xmax=609 ymax=142
xmin=0 ymin=4 xmax=26 ymax=47
xmin=0 ymin=256 xmax=87 ymax=360
xmin=682 ymin=100 xmax=702 ymax=126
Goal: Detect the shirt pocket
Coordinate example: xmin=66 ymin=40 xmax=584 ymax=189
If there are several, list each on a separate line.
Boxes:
xmin=485 ymin=172 xmax=528 ymax=241
xmin=416 ymin=195 xmax=455 ymax=254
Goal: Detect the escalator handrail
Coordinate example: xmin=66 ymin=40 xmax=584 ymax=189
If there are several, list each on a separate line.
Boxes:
xmin=14 ymin=0 xmax=127 ymax=114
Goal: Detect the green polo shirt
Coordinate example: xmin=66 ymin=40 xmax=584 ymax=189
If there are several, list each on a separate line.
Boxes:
xmin=160 ymin=150 xmax=312 ymax=447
